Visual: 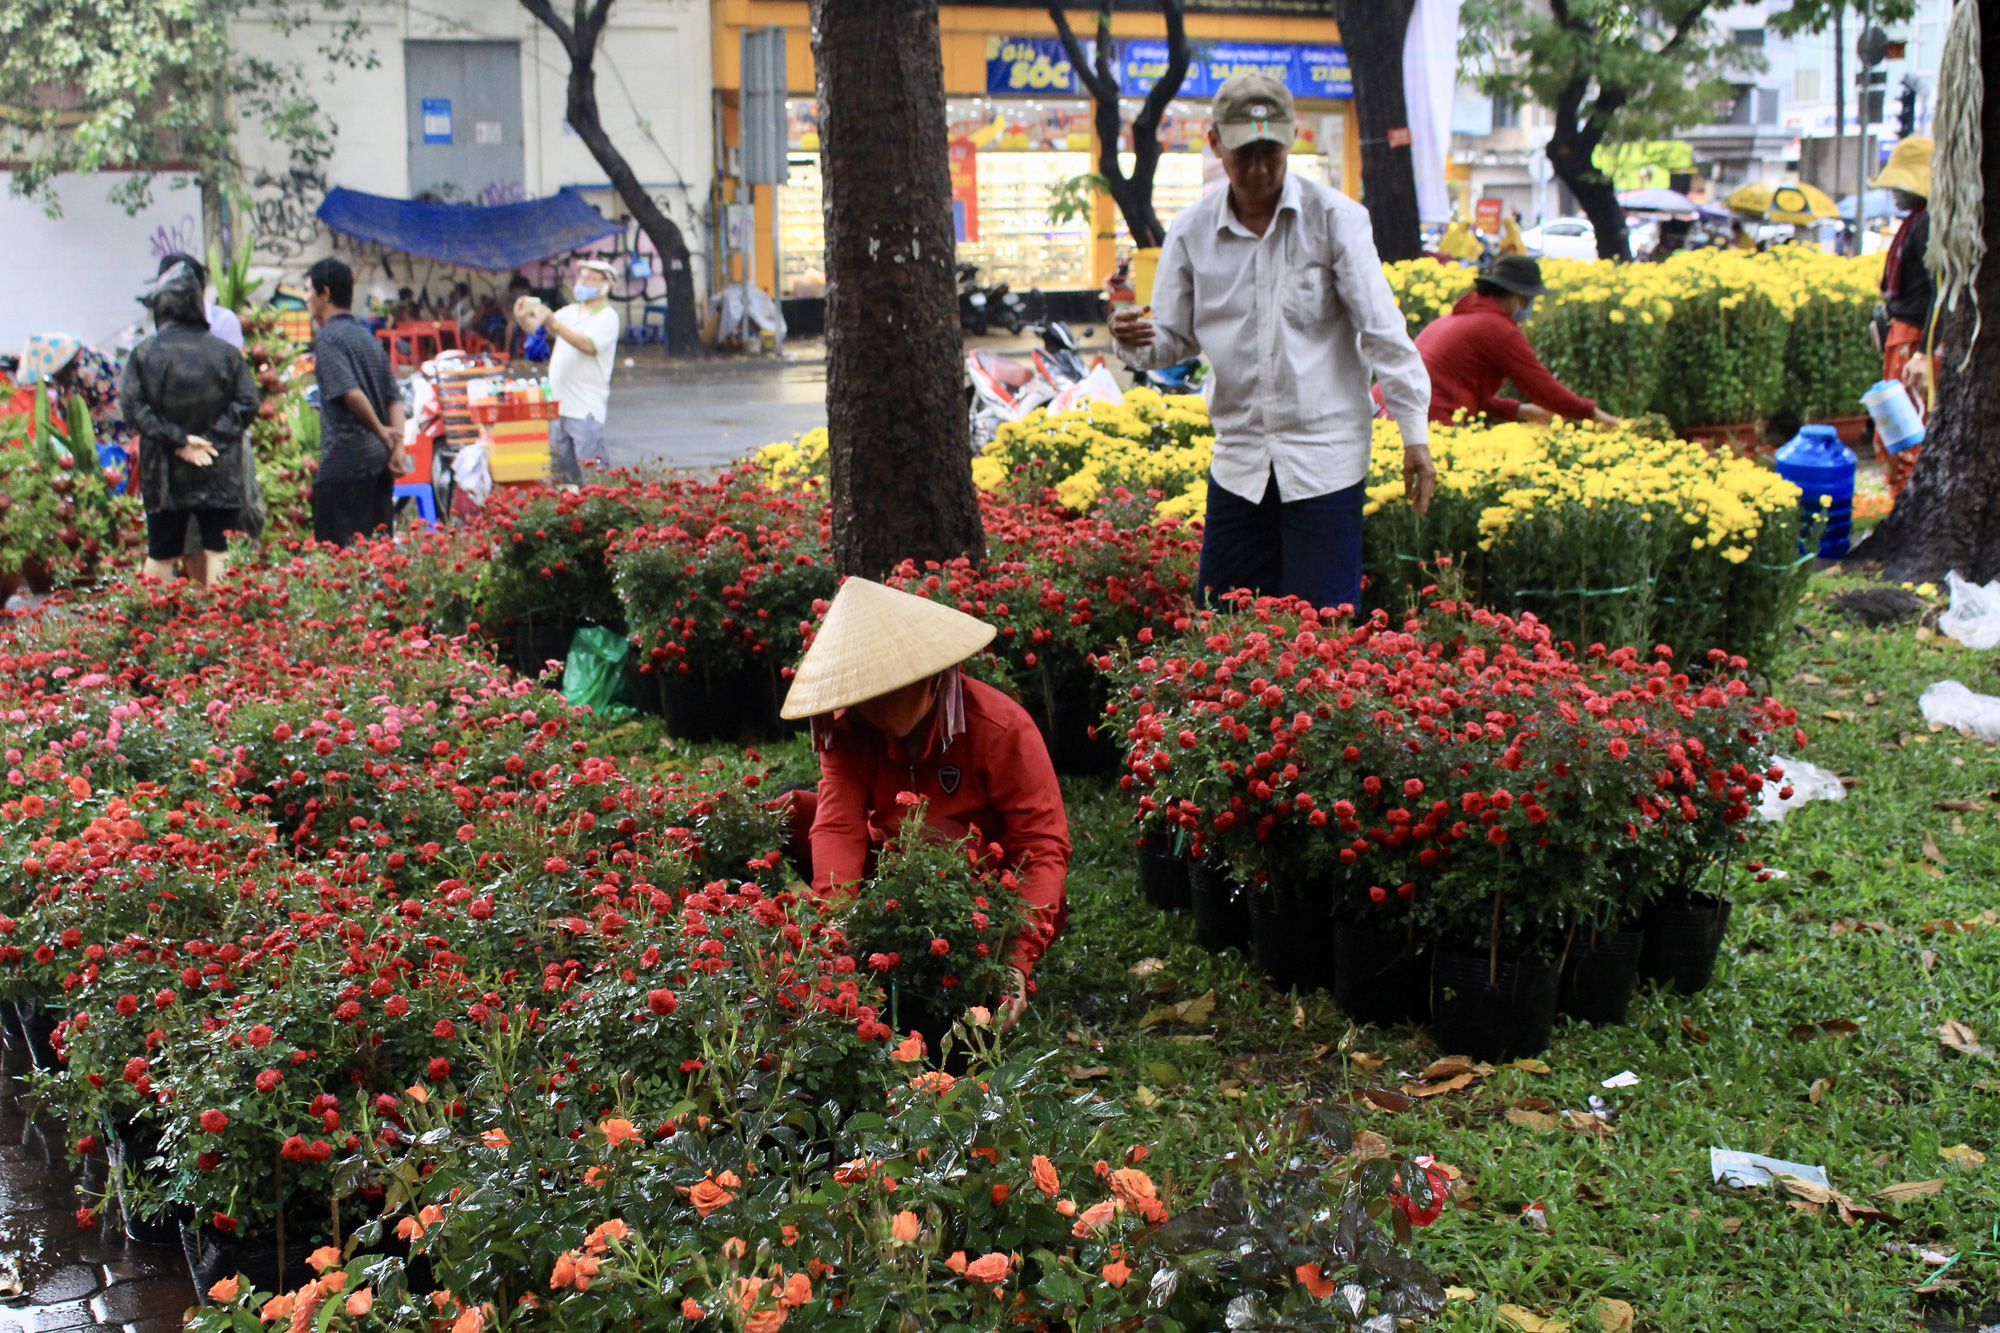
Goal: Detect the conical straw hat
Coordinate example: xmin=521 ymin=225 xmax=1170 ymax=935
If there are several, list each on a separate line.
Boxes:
xmin=780 ymin=577 xmax=996 ymax=719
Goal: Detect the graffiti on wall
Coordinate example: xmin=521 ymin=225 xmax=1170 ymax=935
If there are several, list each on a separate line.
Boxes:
xmin=146 ymin=215 xmax=202 ymax=262
xmin=248 ymin=167 xmax=330 ymax=262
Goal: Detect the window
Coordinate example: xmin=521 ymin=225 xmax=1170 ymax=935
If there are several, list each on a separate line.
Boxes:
xmin=1721 ymin=84 xmax=1754 ymax=125
xmin=1491 ymin=93 xmax=1519 ymax=129
xmin=1734 ymin=27 xmax=1765 ymax=47
xmin=1545 ymin=222 xmax=1587 ymax=237
xmin=1756 ymin=88 xmax=1780 ymax=124
xmin=1794 ymin=68 xmax=1822 ymax=102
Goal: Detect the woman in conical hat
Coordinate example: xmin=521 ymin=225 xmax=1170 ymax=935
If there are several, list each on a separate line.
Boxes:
xmin=780 ymin=576 xmax=1070 ymax=1031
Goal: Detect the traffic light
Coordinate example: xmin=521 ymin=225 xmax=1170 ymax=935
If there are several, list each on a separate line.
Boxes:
xmin=1896 ymin=76 xmax=1919 ymax=137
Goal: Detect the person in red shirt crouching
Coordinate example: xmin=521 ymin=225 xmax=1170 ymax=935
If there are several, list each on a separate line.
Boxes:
xmin=1414 ymin=255 xmax=1619 ymax=427
xmin=778 ymin=576 xmax=1071 ymax=1036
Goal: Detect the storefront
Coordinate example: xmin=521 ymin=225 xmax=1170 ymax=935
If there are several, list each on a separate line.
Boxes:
xmin=713 ymin=1 xmax=1358 ymax=305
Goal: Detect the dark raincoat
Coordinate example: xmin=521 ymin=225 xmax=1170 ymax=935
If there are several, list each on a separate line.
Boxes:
xmin=118 ymin=275 xmax=261 ymax=515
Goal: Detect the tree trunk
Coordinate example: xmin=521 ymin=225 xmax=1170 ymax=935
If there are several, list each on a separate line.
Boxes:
xmin=1049 ymin=0 xmax=1189 ymax=251
xmin=1332 ymin=0 xmax=1423 ymax=262
xmin=1860 ymin=1 xmax=2000 ymax=583
xmin=811 ymin=0 xmax=985 ymax=577
xmin=519 ymin=0 xmax=705 ymax=356
xmin=1543 ymin=96 xmax=1631 ymax=261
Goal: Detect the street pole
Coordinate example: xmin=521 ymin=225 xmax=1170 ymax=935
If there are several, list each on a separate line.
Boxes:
xmin=1834 ymin=6 xmax=1846 ymax=250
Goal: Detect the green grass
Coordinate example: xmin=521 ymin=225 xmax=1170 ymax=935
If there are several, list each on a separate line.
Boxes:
xmin=620 ymin=571 xmax=2000 ymax=1332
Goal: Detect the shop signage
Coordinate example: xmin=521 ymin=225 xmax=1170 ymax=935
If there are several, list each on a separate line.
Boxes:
xmin=985 ymin=35 xmax=1350 ymax=100
xmin=949 ymin=137 xmax=980 ymax=243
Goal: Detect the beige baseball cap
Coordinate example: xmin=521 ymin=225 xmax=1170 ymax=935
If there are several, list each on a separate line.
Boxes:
xmin=1212 ymin=73 xmax=1295 ymax=151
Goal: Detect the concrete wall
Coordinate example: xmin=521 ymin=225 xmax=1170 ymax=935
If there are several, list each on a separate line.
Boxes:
xmin=229 ymin=0 xmax=713 ymax=305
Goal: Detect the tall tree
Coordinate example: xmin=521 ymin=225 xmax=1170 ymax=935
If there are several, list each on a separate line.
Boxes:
xmin=1332 ymin=0 xmax=1425 ymax=262
xmin=1047 ymin=0 xmax=1189 ymax=250
xmin=520 ymin=1 xmax=702 ymax=356
xmin=0 ymin=0 xmax=370 ymax=218
xmin=1856 ymin=0 xmax=1999 ymax=582
xmin=1460 ymin=0 xmax=1762 ymax=261
xmin=810 ymin=0 xmax=985 ymax=577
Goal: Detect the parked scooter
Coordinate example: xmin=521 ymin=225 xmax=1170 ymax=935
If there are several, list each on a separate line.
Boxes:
xmin=1026 ymin=291 xmax=1089 ymax=389
xmin=958 ymin=263 xmax=1026 ymax=336
xmin=965 ymin=348 xmax=1054 ymax=450
xmin=1129 ymin=357 xmax=1206 ymax=395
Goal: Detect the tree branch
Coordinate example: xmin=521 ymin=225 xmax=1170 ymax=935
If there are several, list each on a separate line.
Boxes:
xmin=580 ymin=0 xmax=615 ymax=50
xmin=1131 ymin=0 xmax=1188 ymax=141
xmin=1047 ymin=5 xmax=1115 ymax=104
xmin=518 ymin=0 xmax=579 ymax=61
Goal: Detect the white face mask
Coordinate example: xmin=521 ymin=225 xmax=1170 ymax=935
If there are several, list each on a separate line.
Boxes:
xmin=574 ymin=283 xmax=604 ymax=302
xmin=1512 ymin=301 xmax=1535 ymax=324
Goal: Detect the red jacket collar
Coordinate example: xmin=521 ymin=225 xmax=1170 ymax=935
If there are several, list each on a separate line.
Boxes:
xmin=1451 ymin=291 xmax=1514 ymax=319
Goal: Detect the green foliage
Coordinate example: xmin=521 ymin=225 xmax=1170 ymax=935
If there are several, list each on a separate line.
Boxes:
xmin=1047 ymin=172 xmax=1114 ymax=227
xmin=0 ymin=0 xmax=376 ymax=215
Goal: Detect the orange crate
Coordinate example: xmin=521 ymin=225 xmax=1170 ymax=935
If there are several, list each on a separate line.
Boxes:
xmin=469 ymin=401 xmax=560 ymax=424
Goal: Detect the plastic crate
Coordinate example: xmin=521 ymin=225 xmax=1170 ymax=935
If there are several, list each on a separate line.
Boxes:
xmin=469 ymin=401 xmax=560 ymax=424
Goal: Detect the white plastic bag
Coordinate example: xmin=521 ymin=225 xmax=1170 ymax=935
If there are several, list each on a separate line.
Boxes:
xmin=1938 ymin=571 xmax=2000 ymax=649
xmin=1755 ymin=755 xmax=1847 ymax=822
xmin=452 ymin=437 xmax=493 ymax=508
xmin=1919 ymin=680 xmax=2000 ymax=741
xmin=1048 ymin=363 xmax=1125 ymax=415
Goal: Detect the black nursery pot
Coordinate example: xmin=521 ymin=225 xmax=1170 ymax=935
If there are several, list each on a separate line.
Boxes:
xmin=13 ymin=997 xmax=59 ymax=1072
xmin=183 ymin=1218 xmax=321 ymax=1304
xmin=511 ymin=615 xmax=577 ymax=681
xmin=1136 ymin=828 xmax=1192 ymax=913
xmin=1331 ymin=919 xmax=1430 ymax=1027
xmin=1638 ymin=894 xmax=1732 ymax=994
xmin=1249 ymin=888 xmax=1335 ymax=993
xmin=1187 ymin=858 xmax=1252 ymax=954
xmin=1429 ymin=947 xmax=1562 ymax=1061
xmin=107 ymin=1121 xmax=186 ymax=1245
xmin=1558 ymin=927 xmax=1647 ymax=1026
xmin=655 ymin=663 xmax=798 ymax=743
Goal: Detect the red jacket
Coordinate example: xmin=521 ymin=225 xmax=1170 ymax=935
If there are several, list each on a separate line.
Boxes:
xmin=810 ymin=677 xmax=1071 ymax=972
xmin=1414 ymin=291 xmax=1597 ymax=424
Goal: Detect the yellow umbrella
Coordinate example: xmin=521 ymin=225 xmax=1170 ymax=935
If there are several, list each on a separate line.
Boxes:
xmin=1725 ymin=181 xmax=1841 ymax=224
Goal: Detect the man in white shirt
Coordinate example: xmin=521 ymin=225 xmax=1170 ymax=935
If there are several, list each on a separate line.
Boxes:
xmin=516 ymin=258 xmax=621 ymax=483
xmin=1111 ymin=74 xmax=1434 ymax=616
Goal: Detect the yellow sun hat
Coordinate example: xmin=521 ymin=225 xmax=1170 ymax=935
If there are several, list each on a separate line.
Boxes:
xmin=779 ymin=576 xmax=996 ymax=720
xmin=1871 ymin=136 xmax=1932 ymax=199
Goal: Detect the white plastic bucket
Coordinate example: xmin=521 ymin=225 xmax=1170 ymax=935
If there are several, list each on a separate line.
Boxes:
xmin=1861 ymin=379 xmax=1925 ymax=453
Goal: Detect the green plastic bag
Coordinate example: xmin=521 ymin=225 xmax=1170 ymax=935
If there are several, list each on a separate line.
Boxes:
xmin=561 ymin=626 xmax=638 ymax=719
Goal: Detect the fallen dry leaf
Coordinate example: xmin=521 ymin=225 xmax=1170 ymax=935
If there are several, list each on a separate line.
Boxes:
xmin=1681 ymin=1017 xmax=1709 ymax=1044
xmin=1513 ymin=1095 xmax=1556 ymax=1112
xmin=1940 ymin=1143 xmax=1986 ymax=1169
xmin=1779 ymin=1176 xmax=1898 ymax=1226
xmin=1131 ymin=1085 xmax=1158 ymax=1108
xmin=1361 ymin=1086 xmax=1414 ymax=1113
xmin=1349 ymin=1051 xmax=1386 ymax=1073
xmin=1444 ymin=1287 xmax=1478 ymax=1303
xmin=1565 ymin=1110 xmax=1619 ymax=1138
xmin=1127 ymin=957 xmax=1167 ymax=977
xmin=1789 ymin=1018 xmax=1861 ymax=1041
xmin=1065 ymin=1065 xmax=1111 ymax=1081
xmin=1506 ymin=1106 xmax=1561 ymax=1131
xmin=1808 ymin=1078 xmax=1832 ymax=1105
xmin=1292 ymin=1003 xmax=1306 ymax=1030
xmin=1596 ymin=1297 xmax=1635 ymax=1332
xmin=1938 ymin=1020 xmax=1997 ymax=1058
xmin=1922 ymin=831 xmax=1947 ymax=865
xmin=1508 ymin=1058 xmax=1553 ymax=1074
xmin=1497 ymin=1304 xmax=1570 ymax=1333
xmin=1721 ymin=1217 xmax=1744 ymax=1234
xmin=1138 ymin=989 xmax=1216 ymax=1029
xmin=1874 ymin=1179 xmax=1946 ymax=1204
xmin=1349 ymin=1129 xmax=1393 ymax=1161
xmin=1921 ymin=950 xmax=1939 ymax=973
xmin=1420 ymin=1055 xmax=1483 ymax=1080
xmin=1934 ymin=800 xmax=1988 ymax=813
xmin=1405 ymin=1072 xmax=1477 ymax=1098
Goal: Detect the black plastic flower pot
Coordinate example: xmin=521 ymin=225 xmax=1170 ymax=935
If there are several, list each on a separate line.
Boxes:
xmin=107 ymin=1122 xmax=185 ymax=1245
xmin=183 ymin=1216 xmax=326 ymax=1304
xmin=14 ymin=997 xmax=59 ymax=1072
xmin=1136 ymin=828 xmax=1191 ymax=913
xmin=1638 ymin=894 xmax=1732 ymax=995
xmin=657 ymin=663 xmax=800 ymax=743
xmin=511 ymin=615 xmax=577 ymax=682
xmin=1249 ymin=889 xmax=1335 ymax=992
xmin=1558 ymin=927 xmax=1647 ymax=1026
xmin=1187 ymin=859 xmax=1251 ymax=954
xmin=1429 ymin=946 xmax=1562 ymax=1062
xmin=1330 ymin=919 xmax=1430 ymax=1027
xmin=1023 ymin=671 xmax=1116 ymax=777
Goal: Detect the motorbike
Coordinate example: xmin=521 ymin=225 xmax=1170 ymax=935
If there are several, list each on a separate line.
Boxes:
xmin=1026 ymin=292 xmax=1089 ymax=389
xmin=957 ymin=263 xmax=1025 ymax=336
xmin=965 ymin=347 xmax=1053 ymax=451
xmin=1129 ymin=357 xmax=1206 ymax=395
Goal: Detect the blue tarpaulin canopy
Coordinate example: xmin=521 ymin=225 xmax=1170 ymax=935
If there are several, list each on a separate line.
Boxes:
xmin=315 ymin=187 xmax=619 ymax=271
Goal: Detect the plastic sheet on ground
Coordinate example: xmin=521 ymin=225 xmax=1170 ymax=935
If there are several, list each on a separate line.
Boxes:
xmin=1755 ymin=755 xmax=1847 ymax=822
xmin=1938 ymin=571 xmax=2000 ymax=649
xmin=1919 ymin=680 xmax=2000 ymax=742
xmin=1710 ymin=1149 xmax=1829 ymax=1189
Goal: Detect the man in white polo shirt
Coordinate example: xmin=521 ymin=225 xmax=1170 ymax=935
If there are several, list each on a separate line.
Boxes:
xmin=1110 ymin=73 xmax=1433 ymax=616
xmin=515 ymin=258 xmax=621 ymax=483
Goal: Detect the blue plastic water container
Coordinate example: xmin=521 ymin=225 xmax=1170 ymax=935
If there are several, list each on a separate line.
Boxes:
xmin=1773 ymin=423 xmax=1857 ymax=559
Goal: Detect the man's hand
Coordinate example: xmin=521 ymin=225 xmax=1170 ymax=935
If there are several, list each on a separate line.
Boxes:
xmin=1899 ymin=353 xmax=1932 ymax=408
xmin=512 ymin=296 xmax=547 ymax=330
xmin=994 ymin=966 xmax=1030 ymax=1033
xmin=1514 ymin=403 xmax=1554 ymax=425
xmin=1591 ymin=408 xmax=1621 ymax=427
xmin=1403 ymin=443 xmax=1436 ymax=517
xmin=386 ymin=445 xmax=416 ymax=479
xmin=1110 ymin=306 xmax=1156 ymax=351
xmin=177 ymin=435 xmax=217 ymax=467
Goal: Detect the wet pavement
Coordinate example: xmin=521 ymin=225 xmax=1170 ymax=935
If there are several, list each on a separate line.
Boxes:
xmin=0 ymin=1035 xmax=194 ymax=1333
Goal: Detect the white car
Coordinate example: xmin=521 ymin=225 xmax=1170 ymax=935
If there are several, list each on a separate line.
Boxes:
xmin=1518 ymin=216 xmax=1599 ymax=261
